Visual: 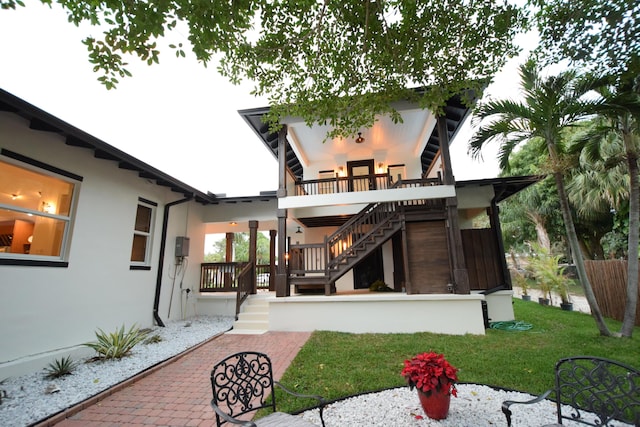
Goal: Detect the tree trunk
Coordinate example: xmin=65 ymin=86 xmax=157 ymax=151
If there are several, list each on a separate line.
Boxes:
xmin=527 ymin=211 xmax=551 ymax=251
xmin=552 ymin=169 xmax=612 ymax=336
xmin=621 ymin=129 xmax=639 ymax=337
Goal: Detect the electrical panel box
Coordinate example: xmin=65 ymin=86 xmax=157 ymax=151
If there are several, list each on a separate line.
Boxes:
xmin=175 ymin=236 xmax=190 ymax=257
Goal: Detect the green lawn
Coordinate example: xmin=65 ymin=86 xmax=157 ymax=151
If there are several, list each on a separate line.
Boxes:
xmin=275 ymin=298 xmax=640 ymax=413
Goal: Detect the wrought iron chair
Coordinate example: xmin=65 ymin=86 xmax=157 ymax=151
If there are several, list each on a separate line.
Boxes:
xmin=210 ymin=351 xmax=327 ymax=427
xmin=502 ymin=356 xmax=640 ymax=426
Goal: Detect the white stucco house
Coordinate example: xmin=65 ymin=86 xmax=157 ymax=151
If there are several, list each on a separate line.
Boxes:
xmin=0 ymin=88 xmax=538 ymax=378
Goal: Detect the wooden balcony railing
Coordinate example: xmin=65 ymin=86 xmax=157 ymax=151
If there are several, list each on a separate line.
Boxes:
xmin=295 ymin=173 xmax=396 ymax=196
xmin=200 ymin=262 xmax=272 ymax=292
xmin=294 ymin=174 xmax=444 ymax=197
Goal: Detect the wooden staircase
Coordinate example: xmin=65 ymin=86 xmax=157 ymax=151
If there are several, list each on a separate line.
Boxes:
xmin=290 ymin=200 xmax=405 ymax=295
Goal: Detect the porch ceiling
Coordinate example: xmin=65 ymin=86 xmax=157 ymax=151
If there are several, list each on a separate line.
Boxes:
xmin=239 ymin=92 xmax=472 ymax=180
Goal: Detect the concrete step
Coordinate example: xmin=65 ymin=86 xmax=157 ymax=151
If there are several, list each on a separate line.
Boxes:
xmin=227 ymin=294 xmax=270 ymax=335
xmin=238 ymin=311 xmax=268 ymax=322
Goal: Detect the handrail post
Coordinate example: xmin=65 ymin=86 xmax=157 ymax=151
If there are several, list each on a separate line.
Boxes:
xmin=324 ymin=235 xmax=329 ymax=277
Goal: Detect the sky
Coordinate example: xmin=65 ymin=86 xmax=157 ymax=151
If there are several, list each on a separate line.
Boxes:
xmin=0 ymin=3 xmax=531 ymax=197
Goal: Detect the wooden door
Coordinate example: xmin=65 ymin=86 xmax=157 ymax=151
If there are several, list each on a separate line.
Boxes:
xmin=347 ymin=159 xmax=375 ymax=192
xmin=406 ymin=221 xmax=451 ymax=294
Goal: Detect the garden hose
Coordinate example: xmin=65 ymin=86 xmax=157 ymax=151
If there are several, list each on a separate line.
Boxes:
xmin=489 ymin=320 xmax=533 ymax=331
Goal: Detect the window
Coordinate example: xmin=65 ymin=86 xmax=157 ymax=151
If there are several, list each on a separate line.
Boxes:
xmin=388 ymin=164 xmax=406 ymax=183
xmin=0 ymin=152 xmax=80 ymax=263
xmin=130 ymin=198 xmax=156 ymax=266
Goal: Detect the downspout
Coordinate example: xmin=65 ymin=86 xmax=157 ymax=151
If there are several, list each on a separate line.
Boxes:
xmin=153 ymin=194 xmax=193 ymax=327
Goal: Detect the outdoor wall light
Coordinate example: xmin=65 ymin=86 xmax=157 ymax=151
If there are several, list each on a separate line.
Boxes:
xmin=296 ymin=226 xmax=303 ymax=234
xmin=355 ymin=132 xmax=364 ymax=144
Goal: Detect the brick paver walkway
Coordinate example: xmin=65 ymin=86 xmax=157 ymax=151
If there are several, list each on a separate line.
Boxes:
xmin=36 ymin=331 xmax=311 ymax=427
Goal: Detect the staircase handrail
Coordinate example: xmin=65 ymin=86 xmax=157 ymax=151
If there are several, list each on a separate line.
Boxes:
xmin=324 ymin=177 xmax=443 ymax=274
xmin=326 ymin=200 xmax=401 ymax=271
xmin=324 ymin=177 xmax=434 ymax=235
xmin=235 ymin=261 xmax=254 ymax=320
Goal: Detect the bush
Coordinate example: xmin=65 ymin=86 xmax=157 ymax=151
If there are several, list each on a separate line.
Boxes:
xmin=44 ymin=356 xmax=78 ymax=379
xmin=143 ymin=334 xmax=163 ymax=344
xmin=369 ymin=279 xmax=394 ymax=292
xmin=527 ymin=243 xmax=571 ymax=303
xmin=84 ymin=324 xmax=149 ymax=360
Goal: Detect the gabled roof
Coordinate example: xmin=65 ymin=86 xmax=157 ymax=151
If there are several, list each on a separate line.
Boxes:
xmin=0 ymin=88 xmax=217 ymax=204
xmin=239 ymin=92 xmax=474 ymax=179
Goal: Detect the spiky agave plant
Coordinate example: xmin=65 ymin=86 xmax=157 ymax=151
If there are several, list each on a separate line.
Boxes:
xmin=84 ymin=324 xmax=149 ymax=360
xmin=44 ymin=356 xmax=78 ymax=379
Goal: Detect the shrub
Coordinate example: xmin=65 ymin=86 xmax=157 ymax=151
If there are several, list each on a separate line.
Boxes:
xmin=143 ymin=334 xmax=163 ymax=345
xmin=369 ymin=279 xmax=394 ymax=292
xmin=527 ymin=243 xmax=571 ymax=303
xmin=84 ymin=324 xmax=149 ymax=360
xmin=44 ymin=356 xmax=78 ymax=379
xmin=511 ymin=269 xmax=530 ymax=296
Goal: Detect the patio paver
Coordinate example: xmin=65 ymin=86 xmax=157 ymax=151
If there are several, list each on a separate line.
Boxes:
xmin=34 ymin=331 xmax=312 ymax=427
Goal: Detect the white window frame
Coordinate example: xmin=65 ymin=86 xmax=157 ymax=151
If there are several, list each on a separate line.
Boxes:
xmin=130 ymin=197 xmax=156 ymax=268
xmin=0 ymin=151 xmax=80 ymax=265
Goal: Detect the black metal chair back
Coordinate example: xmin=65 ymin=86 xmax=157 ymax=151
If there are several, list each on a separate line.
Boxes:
xmin=210 ymin=351 xmax=277 ymax=426
xmin=553 ymin=356 xmax=640 ymax=426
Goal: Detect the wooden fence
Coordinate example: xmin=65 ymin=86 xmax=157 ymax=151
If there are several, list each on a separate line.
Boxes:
xmin=584 ymin=260 xmax=640 ymax=326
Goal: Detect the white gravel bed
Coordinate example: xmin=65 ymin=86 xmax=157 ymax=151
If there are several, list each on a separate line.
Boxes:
xmin=2 ymin=315 xmax=629 ymax=427
xmin=0 ymin=315 xmax=234 ymax=427
xmin=300 ymin=385 xmax=633 ymax=427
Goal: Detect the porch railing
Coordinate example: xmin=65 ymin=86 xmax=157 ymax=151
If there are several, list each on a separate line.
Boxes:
xmin=289 ymin=243 xmax=325 ymax=276
xmin=295 ymin=173 xmax=393 ymax=196
xmin=200 ymin=262 xmax=271 ymax=292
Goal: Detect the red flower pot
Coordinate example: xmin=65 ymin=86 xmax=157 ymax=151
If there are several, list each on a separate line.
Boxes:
xmin=418 ymin=388 xmax=451 ymax=420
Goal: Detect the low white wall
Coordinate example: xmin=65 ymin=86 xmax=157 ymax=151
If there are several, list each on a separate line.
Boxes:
xmin=196 ymin=294 xmax=237 ymax=318
xmin=268 ymin=293 xmax=486 ymax=335
xmin=476 ymin=290 xmax=515 ymax=323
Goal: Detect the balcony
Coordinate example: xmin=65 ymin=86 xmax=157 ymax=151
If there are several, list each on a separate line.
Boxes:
xmin=281 ymin=176 xmax=453 ymax=210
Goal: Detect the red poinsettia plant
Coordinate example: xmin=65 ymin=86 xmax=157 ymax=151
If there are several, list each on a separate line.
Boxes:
xmin=401 ymin=352 xmax=458 ymax=397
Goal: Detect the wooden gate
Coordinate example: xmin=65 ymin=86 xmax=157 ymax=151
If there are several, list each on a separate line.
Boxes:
xmin=461 ymin=228 xmax=505 ymax=291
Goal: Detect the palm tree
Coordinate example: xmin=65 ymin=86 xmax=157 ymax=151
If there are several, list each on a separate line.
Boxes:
xmin=469 ymin=60 xmax=612 ymax=336
xmin=569 ymin=82 xmax=640 ymax=337
xmin=500 ymin=143 xmax=565 ymax=253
